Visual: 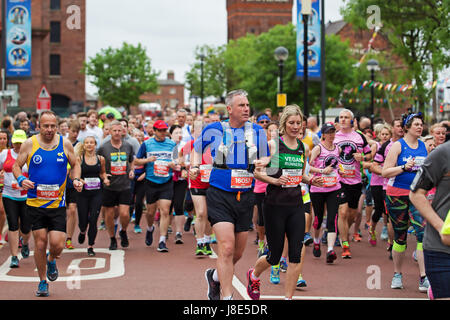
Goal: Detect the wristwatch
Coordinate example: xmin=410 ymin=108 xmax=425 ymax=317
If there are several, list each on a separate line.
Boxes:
xmin=400 ymin=165 xmax=406 ymax=172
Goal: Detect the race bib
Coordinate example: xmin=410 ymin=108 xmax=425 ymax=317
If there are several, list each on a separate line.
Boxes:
xmin=36 ymin=184 xmax=59 ymax=200
xmin=200 ymin=164 xmax=212 ymax=183
xmin=322 ymin=171 xmax=338 ymax=187
xmin=230 ymin=170 xmax=253 ymax=189
xmin=84 ymin=177 xmax=101 ymax=191
xmin=339 ymin=164 xmax=356 ymax=178
xmin=411 ymin=156 xmax=426 ymax=172
xmin=154 ymin=160 xmax=170 ymax=178
xmin=282 ymin=169 xmax=302 ymax=188
xmin=111 ymin=160 xmax=127 ymax=176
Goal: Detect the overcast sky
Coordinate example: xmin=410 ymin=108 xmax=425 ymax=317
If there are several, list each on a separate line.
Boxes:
xmin=85 ymin=0 xmax=346 ymax=98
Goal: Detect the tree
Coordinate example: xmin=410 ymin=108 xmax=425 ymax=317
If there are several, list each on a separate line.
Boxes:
xmin=341 ymin=0 xmax=450 ymax=114
xmin=84 ymin=42 xmax=159 ymax=110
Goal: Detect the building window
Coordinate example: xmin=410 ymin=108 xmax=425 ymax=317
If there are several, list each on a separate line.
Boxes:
xmin=50 ymin=21 xmax=61 ymax=43
xmin=169 ymin=88 xmax=176 ymax=95
xmin=50 ymin=0 xmax=61 ymax=10
xmin=50 ymin=54 xmax=61 ymax=75
xmin=6 ymin=84 xmax=19 ymax=108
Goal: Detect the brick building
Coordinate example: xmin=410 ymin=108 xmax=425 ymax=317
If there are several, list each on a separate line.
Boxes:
xmin=227 ymin=0 xmax=293 ymax=41
xmin=140 ymin=71 xmax=184 ymax=110
xmin=326 ymin=20 xmax=410 ymax=122
xmin=0 ymin=0 xmax=85 ymax=116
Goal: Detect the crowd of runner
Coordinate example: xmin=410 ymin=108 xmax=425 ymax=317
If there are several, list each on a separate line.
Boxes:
xmin=0 ymin=91 xmax=449 ymax=299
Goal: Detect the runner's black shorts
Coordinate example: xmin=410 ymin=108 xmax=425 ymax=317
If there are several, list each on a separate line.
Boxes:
xmin=339 ymin=182 xmax=363 ymax=209
xmin=27 ymin=205 xmax=66 ymax=232
xmin=206 ymin=186 xmax=254 ymax=233
xmin=102 ymin=188 xmax=132 ymax=207
xmin=145 ymin=179 xmax=173 ymax=205
xmin=66 ymin=187 xmax=78 ymax=204
xmin=190 ymin=188 xmax=207 ymax=197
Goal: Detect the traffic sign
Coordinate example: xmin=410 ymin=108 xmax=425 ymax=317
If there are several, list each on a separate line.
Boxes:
xmin=36 ymin=85 xmax=52 ymax=113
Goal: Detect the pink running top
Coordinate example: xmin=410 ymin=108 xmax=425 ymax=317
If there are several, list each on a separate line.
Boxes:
xmin=374 ymin=139 xmax=394 ymax=190
xmin=254 ymin=178 xmax=268 ymax=193
xmin=310 ymin=143 xmax=341 ymax=193
xmin=370 ymin=141 xmax=384 ymax=186
xmin=334 ymin=130 xmax=372 ymax=185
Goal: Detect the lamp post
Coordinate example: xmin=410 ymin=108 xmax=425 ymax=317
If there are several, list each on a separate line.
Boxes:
xmin=366 ymin=59 xmax=379 ymax=128
xmin=274 ymin=46 xmax=289 ymax=113
xmin=199 ymin=54 xmax=205 ymax=115
xmin=302 ymin=0 xmax=312 ymax=118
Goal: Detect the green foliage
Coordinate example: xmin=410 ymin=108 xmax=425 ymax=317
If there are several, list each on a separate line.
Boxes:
xmin=84 ymin=42 xmax=159 ymax=109
xmin=341 ymin=0 xmax=450 ymax=112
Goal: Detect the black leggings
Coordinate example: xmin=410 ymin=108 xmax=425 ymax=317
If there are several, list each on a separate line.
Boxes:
xmin=263 ymin=202 xmax=305 ymax=265
xmin=170 ymin=180 xmax=188 ymax=216
xmin=370 ymin=185 xmax=385 ymax=224
xmin=254 ymin=192 xmax=265 ymax=227
xmin=3 ymin=197 xmax=31 ymax=234
xmin=76 ymin=191 xmax=102 ymax=246
xmin=310 ymin=189 xmax=340 ymax=233
xmin=130 ymin=179 xmax=146 ymax=225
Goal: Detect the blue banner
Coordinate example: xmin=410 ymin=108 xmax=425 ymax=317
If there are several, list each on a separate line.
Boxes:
xmin=4 ymin=0 xmax=32 ymax=78
xmin=296 ymin=0 xmax=321 ymax=79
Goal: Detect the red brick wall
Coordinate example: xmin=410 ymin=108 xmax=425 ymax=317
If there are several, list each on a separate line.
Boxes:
xmin=227 ymin=0 xmax=293 ymax=41
xmin=1 ymin=0 xmax=86 ymax=112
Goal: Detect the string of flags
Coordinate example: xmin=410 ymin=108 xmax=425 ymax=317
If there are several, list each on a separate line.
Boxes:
xmin=328 ymin=96 xmax=417 ymax=105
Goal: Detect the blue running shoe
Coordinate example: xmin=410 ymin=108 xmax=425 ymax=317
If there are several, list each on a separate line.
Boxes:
xmin=10 ymin=256 xmax=19 ymax=268
xmin=36 ymin=280 xmax=49 ymax=297
xmin=321 ymin=230 xmax=328 ymax=245
xmin=303 ymin=232 xmax=313 ymax=246
xmin=145 ymin=227 xmax=154 ymax=246
xmin=296 ymin=275 xmax=307 ymax=288
xmin=270 ymin=265 xmax=280 ymax=284
xmin=46 ymin=254 xmax=58 ymax=282
xmin=280 ymin=258 xmax=288 ymax=273
xmin=134 ymin=225 xmax=142 ymax=234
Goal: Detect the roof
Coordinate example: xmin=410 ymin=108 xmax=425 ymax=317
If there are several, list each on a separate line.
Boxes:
xmin=158 ymin=79 xmax=184 ymax=86
xmin=86 ymin=93 xmax=98 ymax=101
xmin=325 ymin=20 xmax=347 ymax=36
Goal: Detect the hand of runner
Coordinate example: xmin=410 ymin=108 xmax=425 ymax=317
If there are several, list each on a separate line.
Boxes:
xmin=322 ymin=166 xmax=333 ymax=175
xmin=137 ymin=173 xmax=146 ymax=182
xmin=276 ymin=175 xmax=289 ymax=186
xmin=405 ymin=158 xmax=415 ymax=171
xmin=310 ymin=176 xmax=324 ymax=187
xmin=147 ymin=156 xmax=157 ymax=163
xmin=73 ymin=179 xmax=83 ymax=192
xmin=104 ymin=174 xmax=111 ymax=187
xmin=21 ymin=178 xmax=35 ymax=190
xmin=253 ymin=158 xmax=269 ymax=168
xmin=129 ymin=170 xmax=135 ymax=180
xmin=353 ymin=153 xmax=363 ymax=162
xmin=189 ymin=167 xmax=199 ymax=180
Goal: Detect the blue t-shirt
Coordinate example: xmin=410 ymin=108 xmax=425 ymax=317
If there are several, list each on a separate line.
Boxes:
xmin=193 ymin=121 xmax=269 ymax=192
xmin=137 ymin=137 xmax=176 ymax=184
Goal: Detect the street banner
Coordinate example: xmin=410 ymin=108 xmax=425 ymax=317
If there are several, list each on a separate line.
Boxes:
xmin=3 ymin=0 xmax=32 ymax=78
xmin=296 ymin=0 xmax=321 ymax=80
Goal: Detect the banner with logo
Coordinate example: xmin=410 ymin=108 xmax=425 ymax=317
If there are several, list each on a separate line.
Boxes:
xmin=3 ymin=0 xmax=32 ymax=78
xmin=296 ymin=0 xmax=321 ymax=80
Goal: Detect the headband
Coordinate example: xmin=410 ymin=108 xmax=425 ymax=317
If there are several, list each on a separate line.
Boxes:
xmin=403 ymin=112 xmax=422 ymax=127
xmin=257 ymin=115 xmax=270 ymax=123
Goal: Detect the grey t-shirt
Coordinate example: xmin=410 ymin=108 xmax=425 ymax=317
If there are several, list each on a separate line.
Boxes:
xmin=97 ymin=140 xmax=134 ymax=191
xmin=412 ymin=141 xmax=450 ymax=254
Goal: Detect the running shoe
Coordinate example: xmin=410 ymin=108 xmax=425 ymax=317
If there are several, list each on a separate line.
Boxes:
xmin=119 ymin=230 xmax=129 ymax=248
xmin=352 ymin=233 xmax=362 ymax=242
xmin=341 ymin=245 xmax=352 ymax=259
xmin=195 ymin=243 xmax=204 ymax=256
xmin=369 ymin=230 xmax=377 ymax=246
xmin=419 ymin=276 xmax=430 ymax=293
xmin=428 ymin=285 xmax=434 ymax=300
xmin=364 ymin=222 xmax=371 ymax=230
xmin=334 ymin=238 xmax=341 ymax=247
xmin=203 ymin=243 xmax=213 ymax=256
xmin=131 ymin=212 xmax=135 ymax=223
xmin=134 ymin=225 xmax=142 ymax=234
xmin=303 ymin=232 xmax=313 ymax=246
xmin=78 ymin=232 xmax=86 ymax=245
xmin=109 ymin=237 xmax=117 ymax=250
xmin=279 ymin=258 xmax=288 ymax=273
xmin=246 ymin=268 xmax=260 ymax=300
xmin=380 ymin=226 xmax=388 ymax=241
xmin=175 ymin=233 xmax=184 ymax=244
xmin=321 ymin=230 xmax=328 ymax=245
xmin=46 ymin=254 xmax=58 ymax=282
xmin=205 ymin=268 xmax=220 ymax=300
xmin=210 ymin=234 xmax=217 ymax=244
xmin=157 ymin=241 xmax=169 ymax=252
xmin=145 ymin=227 xmax=154 ymax=246
xmin=270 ymin=265 xmax=280 ymax=284
xmin=326 ymin=250 xmax=337 ymax=264
xmin=36 ymin=280 xmax=49 ymax=297
xmin=167 ymin=226 xmax=173 ymax=235
xmin=313 ymin=243 xmax=321 ymax=258
xmin=98 ymin=220 xmax=106 ymax=230
xmin=10 ymin=256 xmax=19 ymax=268
xmin=391 ymin=273 xmax=403 ymax=289
xmin=65 ymin=239 xmax=74 ymax=249
xmin=21 ymin=244 xmax=30 ymax=259
xmin=184 ymin=216 xmax=193 ymax=232
xmin=296 ymin=274 xmax=307 ymax=288
xmin=87 ymin=247 xmax=95 ymax=257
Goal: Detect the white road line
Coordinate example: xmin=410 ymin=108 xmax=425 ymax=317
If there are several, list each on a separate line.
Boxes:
xmin=233 ymin=275 xmax=251 ymax=300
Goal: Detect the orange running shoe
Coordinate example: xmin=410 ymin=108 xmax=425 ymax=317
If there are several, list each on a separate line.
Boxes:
xmin=352 ymin=233 xmax=362 ymax=242
xmin=341 ymin=245 xmax=352 ymax=259
xmin=65 ymin=239 xmax=74 ymax=250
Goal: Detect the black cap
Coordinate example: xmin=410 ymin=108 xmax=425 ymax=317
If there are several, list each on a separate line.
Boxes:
xmin=321 ymin=122 xmax=336 ymax=134
xmin=106 ymin=112 xmax=115 ymax=119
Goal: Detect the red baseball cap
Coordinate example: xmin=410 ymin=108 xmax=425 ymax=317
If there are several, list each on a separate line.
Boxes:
xmin=153 ymin=120 xmax=168 ymax=130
